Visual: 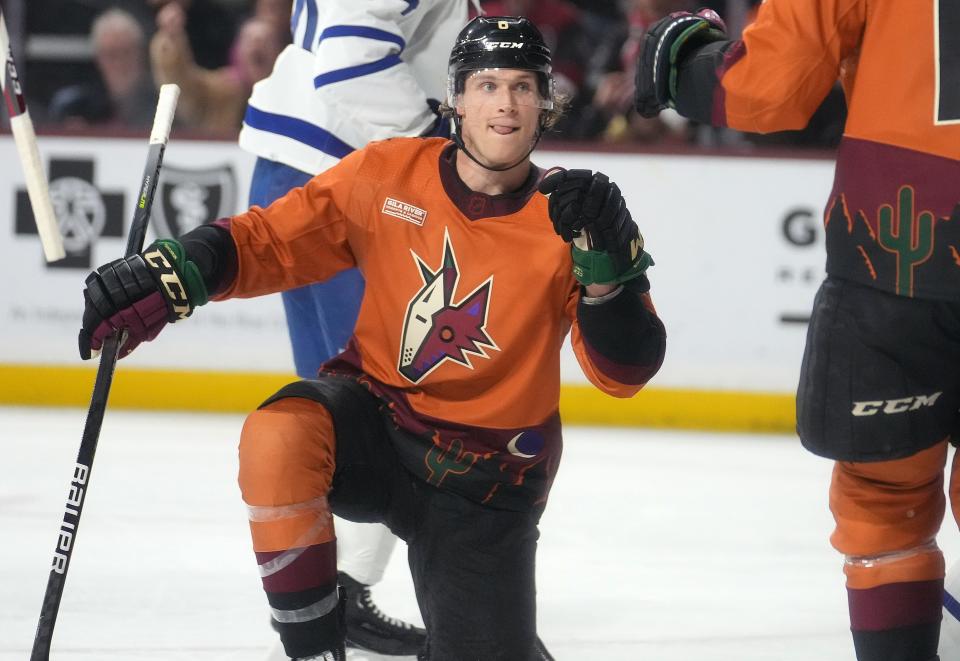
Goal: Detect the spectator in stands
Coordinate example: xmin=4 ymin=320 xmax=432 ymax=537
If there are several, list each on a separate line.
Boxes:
xmin=48 ymin=8 xmax=157 ymax=129
xmin=149 ymin=2 xmax=285 ymax=134
xmin=146 ymin=0 xmax=238 ymax=70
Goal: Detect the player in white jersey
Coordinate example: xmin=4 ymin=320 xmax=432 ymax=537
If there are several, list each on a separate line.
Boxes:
xmin=239 ymin=0 xmax=476 ymax=655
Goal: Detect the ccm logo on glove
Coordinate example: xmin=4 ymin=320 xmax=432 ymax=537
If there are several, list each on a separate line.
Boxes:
xmin=143 ymin=247 xmax=191 ymax=320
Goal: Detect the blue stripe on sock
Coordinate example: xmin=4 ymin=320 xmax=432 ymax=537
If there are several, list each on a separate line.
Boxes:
xmin=243 ymin=106 xmax=355 ymax=160
xmin=945 ymin=589 xmax=960 ymax=621
xmin=313 ymin=54 xmax=402 ymax=88
xmin=317 ymin=25 xmax=405 ymax=51
xmin=402 ymin=0 xmax=419 ymax=15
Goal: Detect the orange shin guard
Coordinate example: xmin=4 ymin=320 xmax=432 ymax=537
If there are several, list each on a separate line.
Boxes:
xmin=238 ymin=397 xmax=338 ymax=553
xmin=830 ymin=441 xmax=948 ymax=590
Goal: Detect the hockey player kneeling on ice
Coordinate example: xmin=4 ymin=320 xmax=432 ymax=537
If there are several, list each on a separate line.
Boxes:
xmin=78 ymin=16 xmax=666 ymax=661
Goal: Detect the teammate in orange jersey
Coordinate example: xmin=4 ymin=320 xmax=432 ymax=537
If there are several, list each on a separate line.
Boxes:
xmin=78 ymin=15 xmax=666 ymax=660
xmin=635 ymin=2 xmax=960 ymax=660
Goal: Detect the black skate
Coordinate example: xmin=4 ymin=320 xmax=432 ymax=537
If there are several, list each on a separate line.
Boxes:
xmin=339 ymin=571 xmax=426 ymax=656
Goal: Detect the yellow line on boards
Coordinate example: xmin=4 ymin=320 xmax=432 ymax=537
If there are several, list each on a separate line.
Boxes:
xmin=0 ymin=365 xmax=796 ymax=433
xmin=560 ymin=386 xmax=795 ymax=433
xmin=0 ymin=365 xmax=292 ymax=411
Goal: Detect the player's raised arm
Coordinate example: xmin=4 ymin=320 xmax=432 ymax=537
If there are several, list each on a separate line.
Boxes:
xmin=635 ymin=0 xmax=865 ymax=133
xmin=540 ymin=169 xmax=666 ymax=397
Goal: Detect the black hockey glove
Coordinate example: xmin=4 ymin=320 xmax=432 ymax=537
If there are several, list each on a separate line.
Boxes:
xmin=539 ymin=169 xmax=652 ymax=286
xmin=635 ymin=8 xmax=727 ymax=118
xmin=79 ymin=238 xmax=208 ymax=360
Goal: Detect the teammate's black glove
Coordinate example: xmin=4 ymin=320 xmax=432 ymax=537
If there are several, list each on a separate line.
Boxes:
xmin=635 ymin=8 xmax=727 ymax=119
xmin=539 ymin=169 xmax=652 ymax=286
xmin=79 ymin=238 xmax=208 ymax=360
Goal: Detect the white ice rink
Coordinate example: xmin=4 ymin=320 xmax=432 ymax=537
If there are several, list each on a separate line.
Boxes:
xmin=5 ymin=406 xmax=959 ymax=660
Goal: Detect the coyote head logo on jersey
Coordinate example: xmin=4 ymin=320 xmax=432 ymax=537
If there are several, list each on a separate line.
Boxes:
xmin=398 ymin=230 xmax=498 ymax=383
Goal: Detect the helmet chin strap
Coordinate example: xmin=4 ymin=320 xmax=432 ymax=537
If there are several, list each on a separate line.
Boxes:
xmin=452 ymin=113 xmax=547 ymax=173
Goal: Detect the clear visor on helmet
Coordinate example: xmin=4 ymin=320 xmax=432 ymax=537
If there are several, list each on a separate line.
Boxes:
xmin=447 ymin=68 xmax=554 ymax=111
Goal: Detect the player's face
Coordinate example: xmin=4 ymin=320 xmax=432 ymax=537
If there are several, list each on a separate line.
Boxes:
xmin=456 ymin=69 xmax=544 ymax=168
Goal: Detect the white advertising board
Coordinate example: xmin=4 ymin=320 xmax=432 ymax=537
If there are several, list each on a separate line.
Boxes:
xmin=0 ymin=135 xmax=834 ymax=393
xmin=2 ymin=135 xmax=293 ymax=373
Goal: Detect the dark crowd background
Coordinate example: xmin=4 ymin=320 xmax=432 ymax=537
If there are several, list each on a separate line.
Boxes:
xmin=0 ymin=0 xmax=846 ymax=149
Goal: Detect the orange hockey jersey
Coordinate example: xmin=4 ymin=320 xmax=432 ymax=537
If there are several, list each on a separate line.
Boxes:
xmin=676 ymin=0 xmax=960 ymax=300
xmin=215 ymin=137 xmax=664 ymax=510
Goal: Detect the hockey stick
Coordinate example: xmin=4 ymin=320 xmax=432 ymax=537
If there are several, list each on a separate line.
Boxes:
xmin=30 ymin=84 xmax=180 ymax=661
xmin=0 ymin=6 xmax=65 ymax=262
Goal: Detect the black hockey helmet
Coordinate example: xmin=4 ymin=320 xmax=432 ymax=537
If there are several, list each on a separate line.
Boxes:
xmin=446 ymin=16 xmax=554 ymax=109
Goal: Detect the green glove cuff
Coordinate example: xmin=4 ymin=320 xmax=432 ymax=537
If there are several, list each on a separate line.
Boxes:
xmin=151 ymin=238 xmax=209 ymax=309
xmin=571 ymin=246 xmax=654 ymax=286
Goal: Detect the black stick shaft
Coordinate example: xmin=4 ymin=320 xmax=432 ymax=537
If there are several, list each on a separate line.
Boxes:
xmin=30 ymin=85 xmax=180 ymax=661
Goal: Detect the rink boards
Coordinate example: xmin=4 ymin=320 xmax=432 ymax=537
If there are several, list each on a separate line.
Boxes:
xmin=0 ymin=135 xmax=834 ymax=431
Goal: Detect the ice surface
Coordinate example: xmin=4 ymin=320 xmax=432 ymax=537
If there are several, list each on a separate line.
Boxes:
xmin=4 ymin=406 xmax=954 ymax=660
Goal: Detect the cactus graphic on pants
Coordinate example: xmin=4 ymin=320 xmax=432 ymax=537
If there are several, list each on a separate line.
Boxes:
xmin=424 ymin=437 xmax=480 ymax=487
xmin=878 ymin=185 xmax=935 ymax=296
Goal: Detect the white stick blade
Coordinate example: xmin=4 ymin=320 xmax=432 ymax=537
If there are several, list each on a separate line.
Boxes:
xmin=10 ymin=112 xmax=65 ymax=262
